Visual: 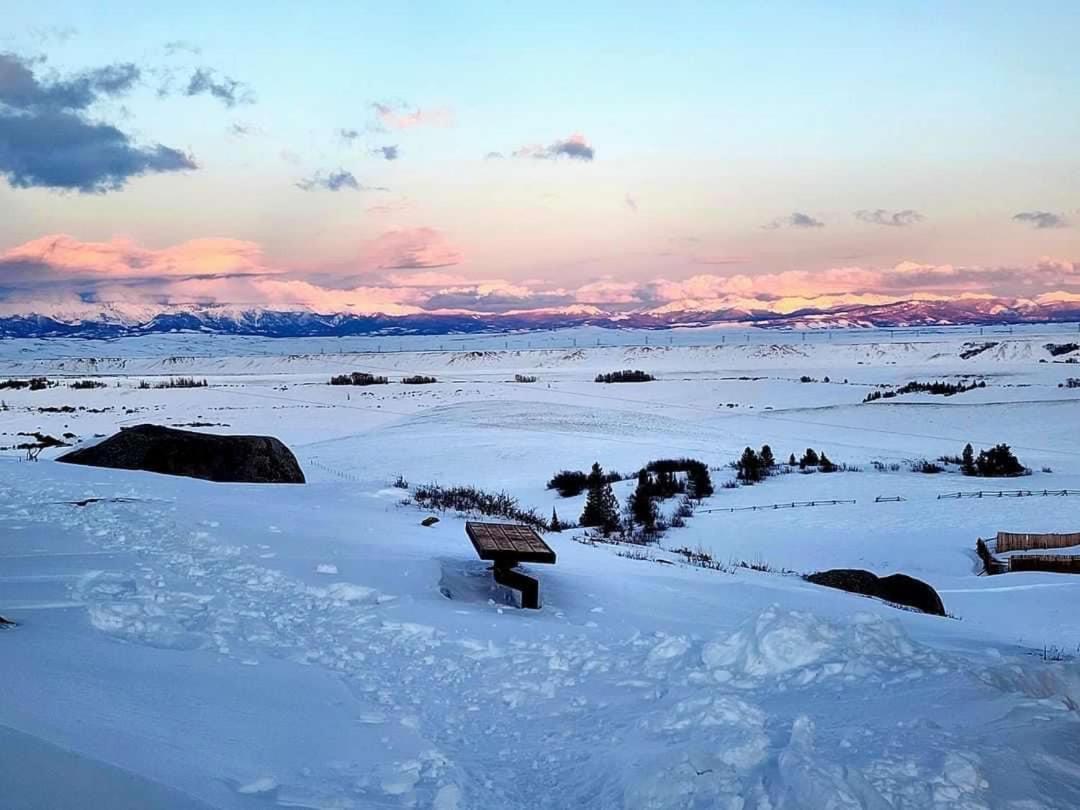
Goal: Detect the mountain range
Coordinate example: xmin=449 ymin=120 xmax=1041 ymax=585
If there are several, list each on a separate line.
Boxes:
xmin=1 ymin=296 xmax=1078 ymax=339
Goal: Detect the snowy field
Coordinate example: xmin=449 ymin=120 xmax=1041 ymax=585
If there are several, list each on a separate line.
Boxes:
xmin=2 ymin=326 xmax=1080 ymax=808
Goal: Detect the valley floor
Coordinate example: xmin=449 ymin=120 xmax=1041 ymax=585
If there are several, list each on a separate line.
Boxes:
xmin=2 ymin=326 xmax=1080 ymax=808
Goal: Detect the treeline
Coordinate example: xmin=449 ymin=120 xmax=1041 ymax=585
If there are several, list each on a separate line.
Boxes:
xmin=330 ymin=372 xmax=389 ymax=386
xmin=0 ymin=377 xmax=49 ymax=391
xmin=594 ymin=369 xmax=655 ymax=383
xmin=330 ymin=372 xmax=439 ymax=385
xmin=864 ymin=379 xmax=985 ymax=402
xmin=138 ymin=377 xmax=208 ymax=389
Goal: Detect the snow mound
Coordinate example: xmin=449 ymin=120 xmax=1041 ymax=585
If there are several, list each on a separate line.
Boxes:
xmin=702 ymin=606 xmax=940 ymax=688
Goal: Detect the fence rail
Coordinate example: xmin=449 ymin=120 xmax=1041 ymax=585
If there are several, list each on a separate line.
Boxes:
xmin=938 ymin=489 xmax=1080 ymax=500
xmin=698 ymin=499 xmax=856 ymax=514
xmin=874 ymin=495 xmax=906 ymax=502
xmin=994 ymin=531 xmax=1080 ymax=553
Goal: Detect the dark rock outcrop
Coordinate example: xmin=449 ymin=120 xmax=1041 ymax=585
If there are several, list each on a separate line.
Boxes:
xmin=57 ymin=424 xmax=305 ymax=484
xmin=805 ymin=568 xmax=946 ymax=616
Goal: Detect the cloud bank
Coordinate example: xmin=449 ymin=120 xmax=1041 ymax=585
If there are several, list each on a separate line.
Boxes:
xmin=2 ymin=232 xmax=1077 ymax=319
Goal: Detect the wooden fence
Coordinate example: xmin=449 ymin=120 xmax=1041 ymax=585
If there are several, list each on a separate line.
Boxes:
xmin=698 ymin=499 xmax=856 ymax=514
xmin=995 ymin=531 xmax=1080 ymax=553
xmin=1008 ymin=555 xmax=1080 ymax=574
xmin=938 ymin=489 xmax=1080 ymax=500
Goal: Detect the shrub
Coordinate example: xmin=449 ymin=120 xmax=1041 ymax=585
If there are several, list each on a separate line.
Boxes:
xmin=412 ymin=483 xmax=546 ymax=529
xmin=329 ymin=372 xmax=388 ymax=386
xmin=594 ymin=369 xmax=655 ymax=383
xmin=1060 ymin=378 xmax=1080 ymax=389
xmin=402 ymin=375 xmax=437 ymax=385
xmin=1046 ymin=343 xmax=1079 ymax=357
xmin=514 ymin=374 xmax=538 ymax=383
xmin=910 ymin=459 xmax=944 ymax=474
xmin=69 ymin=379 xmax=106 ymax=390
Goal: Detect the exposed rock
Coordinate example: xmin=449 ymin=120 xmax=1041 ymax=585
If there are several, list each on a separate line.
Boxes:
xmin=0 ymin=616 xmax=15 ymax=628
xmin=421 ymin=516 xmax=440 ymax=527
xmin=57 ymin=424 xmax=305 ymax=484
xmin=805 ymin=568 xmax=946 ymax=616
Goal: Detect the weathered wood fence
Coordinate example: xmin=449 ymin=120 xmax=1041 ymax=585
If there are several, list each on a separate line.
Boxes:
xmin=698 ymin=499 xmax=856 ymax=514
xmin=995 ymin=531 xmax=1080 ymax=553
xmin=939 ymin=489 xmax=1080 ymax=500
xmin=978 ymin=531 xmax=1080 ymax=575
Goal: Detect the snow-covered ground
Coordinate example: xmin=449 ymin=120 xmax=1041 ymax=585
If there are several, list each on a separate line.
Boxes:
xmin=2 ymin=327 xmax=1080 ymax=808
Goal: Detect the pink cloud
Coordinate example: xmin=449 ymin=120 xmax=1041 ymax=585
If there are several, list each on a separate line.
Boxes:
xmin=360 ymin=227 xmax=464 ymax=270
xmin=372 ymin=102 xmax=454 ymax=130
xmin=1 ymin=234 xmax=272 ymax=278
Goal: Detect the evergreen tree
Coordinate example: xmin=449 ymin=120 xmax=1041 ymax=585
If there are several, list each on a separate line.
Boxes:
xmin=799 ymin=448 xmax=820 ymax=469
xmin=736 ymin=447 xmax=764 ymax=483
xmin=974 ymin=444 xmax=1025 ymax=477
xmin=961 ymin=443 xmax=976 ymax=476
xmin=819 ymin=451 xmax=837 ymax=473
xmin=628 ymin=470 xmax=658 ymax=532
xmin=760 ymin=444 xmax=776 ymax=470
xmin=788 ymin=452 xmax=797 ymax=467
xmin=686 ymin=462 xmax=714 ymax=500
xmin=581 ymin=462 xmax=621 ymax=534
xmin=550 ymin=507 xmax=562 ymax=533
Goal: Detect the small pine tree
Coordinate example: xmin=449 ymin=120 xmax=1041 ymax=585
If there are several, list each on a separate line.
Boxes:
xmin=581 ymin=462 xmax=621 ymax=534
xmin=819 ymin=452 xmax=837 ymax=473
xmin=788 ymin=452 xmax=797 ymax=467
xmin=961 ymin=443 xmax=976 ymax=476
xmin=799 ymin=448 xmax=820 ymax=469
xmin=686 ymin=462 xmax=714 ymax=500
xmin=760 ymin=445 xmax=775 ymax=470
xmin=628 ymin=470 xmax=658 ymax=532
xmin=550 ymin=507 xmax=562 ymax=533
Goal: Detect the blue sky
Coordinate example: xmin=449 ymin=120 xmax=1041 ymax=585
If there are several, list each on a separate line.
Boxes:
xmin=0 ymin=1 xmax=1077 ymax=316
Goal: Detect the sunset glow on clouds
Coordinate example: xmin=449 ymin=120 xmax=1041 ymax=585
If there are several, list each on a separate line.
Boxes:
xmin=1 ymin=231 xmax=1077 ymax=319
xmin=1 ymin=4 xmax=1078 ymax=321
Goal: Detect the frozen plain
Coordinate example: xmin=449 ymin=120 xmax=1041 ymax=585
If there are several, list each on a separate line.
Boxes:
xmin=1 ymin=325 xmax=1080 ymax=809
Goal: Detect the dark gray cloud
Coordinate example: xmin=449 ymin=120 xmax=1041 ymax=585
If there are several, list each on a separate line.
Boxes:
xmin=512 ymin=135 xmax=595 ymax=161
xmin=763 ymin=212 xmax=825 ymax=230
xmin=185 ymin=68 xmax=254 ymax=108
xmin=0 ymin=109 xmax=195 ymax=192
xmin=855 ymin=208 xmax=924 ymax=227
xmin=0 ymin=52 xmax=140 ymax=111
xmin=374 ymin=144 xmax=398 ymax=161
xmin=552 ymin=137 xmax=594 ymax=161
xmin=1013 ymin=211 xmax=1068 ymax=229
xmin=338 ymin=128 xmax=361 ymax=142
xmin=0 ymin=52 xmax=193 ymax=192
xmin=296 ymin=169 xmax=388 ymax=193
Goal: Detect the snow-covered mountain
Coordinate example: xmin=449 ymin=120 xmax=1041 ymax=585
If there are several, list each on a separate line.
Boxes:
xmin=1 ymin=295 xmax=1078 ymax=338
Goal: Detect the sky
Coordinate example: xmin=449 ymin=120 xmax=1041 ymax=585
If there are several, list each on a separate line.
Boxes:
xmin=1 ymin=1 xmax=1078 ymax=319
